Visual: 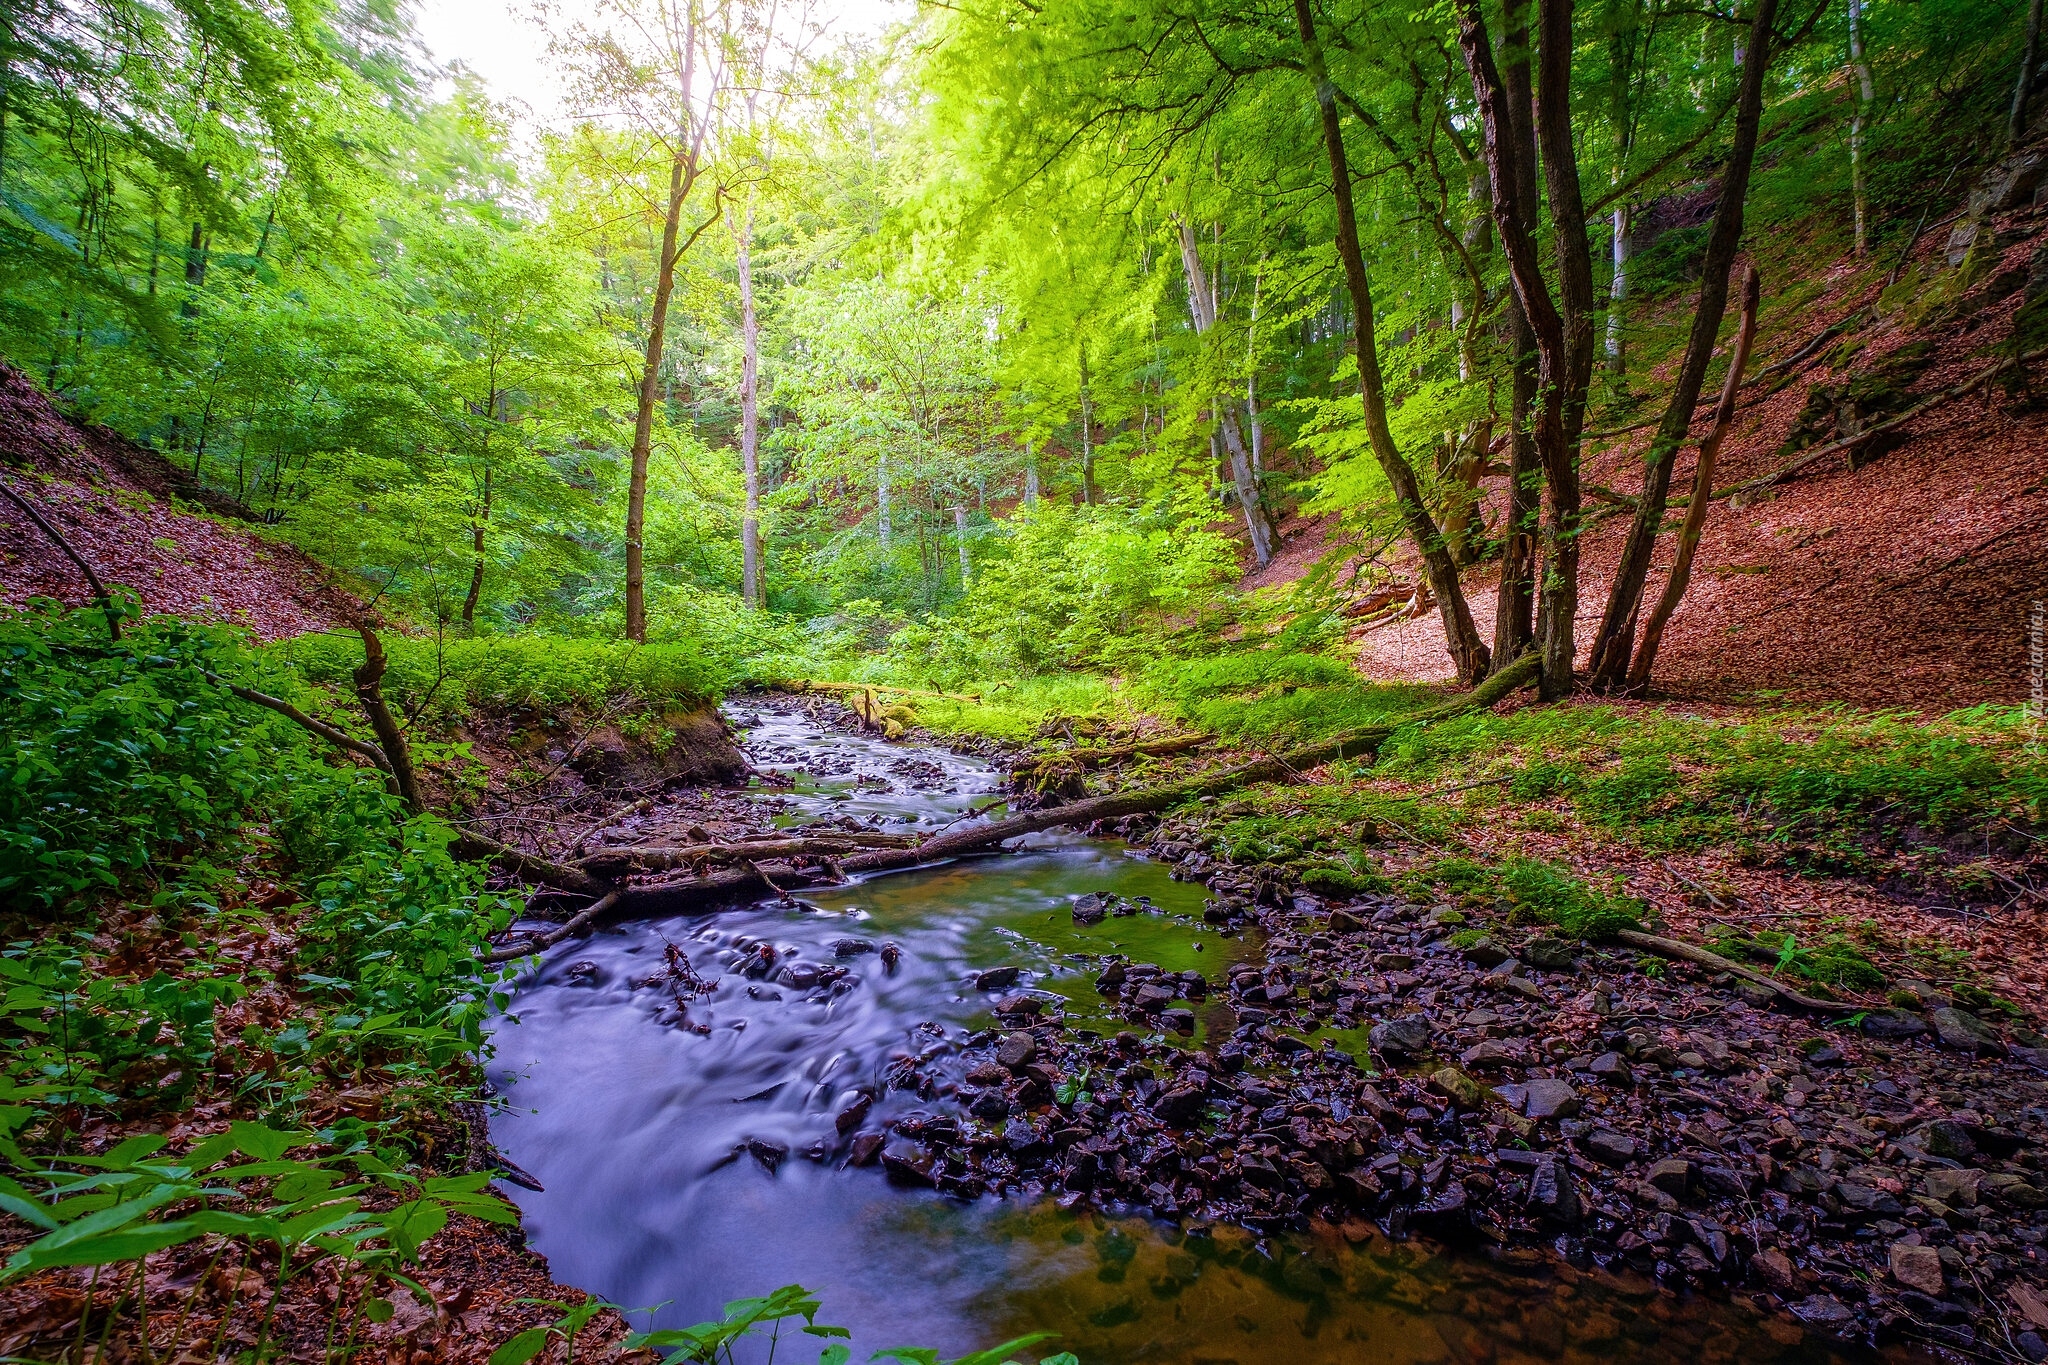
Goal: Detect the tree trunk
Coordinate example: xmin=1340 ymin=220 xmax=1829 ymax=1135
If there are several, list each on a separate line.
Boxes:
xmin=736 ymin=201 xmax=764 ymax=609
xmin=1585 ymin=0 xmax=1778 ymax=690
xmin=1627 ymin=266 xmax=1759 ymax=689
xmin=461 ymin=465 xmax=490 ymax=626
xmin=1294 ymin=7 xmax=1497 ymax=683
xmin=1605 ymin=204 xmax=1632 ymax=371
xmin=877 ymin=452 xmax=892 ymax=543
xmin=626 ymin=149 xmax=691 ymax=643
xmin=1456 ymin=0 xmax=1595 ymax=699
xmin=1176 ymin=218 xmax=1275 ymax=563
xmin=953 ymin=504 xmax=971 ymax=584
xmin=1079 ymin=354 xmax=1096 ymax=505
xmin=2009 ymin=0 xmax=2043 ymax=150
xmin=1848 ymin=0 xmax=1875 ymax=255
xmin=1024 ymin=439 xmax=1039 ymax=505
xmin=1492 ymin=17 xmax=1542 ymax=674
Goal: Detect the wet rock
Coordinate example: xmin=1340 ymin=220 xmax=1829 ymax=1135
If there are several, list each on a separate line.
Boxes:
xmin=1701 ymin=1165 xmax=1760 ymax=1199
xmin=1072 ymin=893 xmax=1110 ymax=925
xmin=880 ymin=943 xmax=903 ymax=973
xmin=1160 ymin=1008 xmax=1196 ymax=1035
xmin=996 ymin=1032 xmax=1038 ymax=1070
xmin=1460 ymin=1040 xmax=1515 ymax=1069
xmin=1924 ymin=1167 xmax=1982 ymax=1207
xmin=1930 ymin=1007 xmax=2005 ymax=1055
xmin=1588 ymin=1052 xmax=1633 ymax=1085
xmin=1527 ymin=1157 xmax=1582 ymax=1225
xmin=968 ymin=1090 xmax=1010 ymax=1121
xmin=1924 ymin=1119 xmax=1979 ymax=1161
xmin=965 ymin=1061 xmax=1010 ymax=1087
xmin=881 ymin=1142 xmax=936 ymax=1186
xmin=1890 ymin=1241 xmax=1946 ymax=1296
xmin=1154 ymin=1086 xmax=1207 ymax=1126
xmin=993 ymin=994 xmax=1044 ymax=1020
xmin=847 ymin=1132 xmax=885 ymax=1167
xmin=1789 ymin=1295 xmax=1856 ymax=1332
xmin=1648 ymin=1158 xmax=1695 ymax=1198
xmin=747 ymin=1137 xmax=789 ymax=1172
xmin=780 ymin=963 xmax=822 ymax=989
xmin=1862 ymin=1007 xmax=1927 ymax=1039
xmin=974 ymin=966 xmax=1022 ymax=990
xmin=1370 ymin=1014 xmax=1433 ymax=1059
xmin=1753 ymin=1247 xmax=1797 ymax=1293
xmin=1132 ymin=983 xmax=1177 ymax=1011
xmin=1521 ymin=1078 xmax=1581 ymax=1121
xmin=835 ymin=1093 xmax=872 ymax=1135
xmin=1462 ymin=938 xmax=1511 ymax=969
xmin=1521 ymin=937 xmax=1578 ymax=972
xmin=1428 ymin=1068 xmax=1491 ymax=1111
xmin=1583 ymin=1130 xmax=1640 ymax=1166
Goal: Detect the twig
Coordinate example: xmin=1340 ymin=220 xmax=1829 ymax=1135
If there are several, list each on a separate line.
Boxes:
xmin=482 ymin=891 xmax=623 ymax=965
xmin=0 ymin=474 xmax=120 ymax=639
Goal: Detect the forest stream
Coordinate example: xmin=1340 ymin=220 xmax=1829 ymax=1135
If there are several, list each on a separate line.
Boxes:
xmin=486 ymin=707 xmax=1884 ymax=1365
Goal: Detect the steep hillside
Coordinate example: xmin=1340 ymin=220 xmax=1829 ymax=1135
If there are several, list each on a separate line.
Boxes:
xmin=1258 ymin=153 xmax=2048 ymax=710
xmin=0 ymin=364 xmax=357 ymax=636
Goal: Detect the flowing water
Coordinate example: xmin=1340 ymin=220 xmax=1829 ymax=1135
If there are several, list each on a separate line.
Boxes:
xmin=489 ymin=706 xmax=1866 ymax=1365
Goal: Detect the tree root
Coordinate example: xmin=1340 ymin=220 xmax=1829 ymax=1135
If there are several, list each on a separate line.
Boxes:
xmin=1612 ymin=929 xmax=1866 ymax=1014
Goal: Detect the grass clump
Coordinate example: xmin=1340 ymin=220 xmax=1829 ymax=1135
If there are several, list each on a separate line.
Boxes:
xmin=1495 ymin=858 xmax=1645 ymax=941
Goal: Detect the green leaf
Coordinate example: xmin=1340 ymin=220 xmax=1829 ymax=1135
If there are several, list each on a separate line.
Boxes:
xmin=228 ymin=1122 xmax=310 ymax=1161
xmin=488 ymin=1327 xmax=551 ymax=1365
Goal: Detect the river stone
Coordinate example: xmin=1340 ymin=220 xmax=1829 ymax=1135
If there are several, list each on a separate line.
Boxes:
xmin=1370 ymin=1014 xmax=1433 ymax=1058
xmin=835 ymin=1093 xmax=872 ymax=1135
xmin=1589 ymin=1052 xmax=1633 ymax=1084
xmin=992 ymin=994 xmax=1043 ymax=1019
xmin=1702 ymin=1165 xmax=1761 ymax=1199
xmin=996 ymin=1032 xmax=1037 ymax=1070
xmin=1863 ymin=1007 xmax=1928 ymax=1039
xmin=1930 ymin=1007 xmax=2005 ymax=1054
xmin=1460 ymin=1040 xmax=1516 ymax=1069
xmin=1924 ymin=1119 xmax=1979 ymax=1160
xmin=847 ymin=1132 xmax=885 ymax=1166
xmin=831 ymin=937 xmax=877 ymax=956
xmin=1522 ymin=937 xmax=1579 ymax=971
xmin=1154 ymin=1085 xmax=1207 ymax=1125
xmin=1462 ymin=938 xmax=1512 ymax=969
xmin=1132 ymin=983 xmax=1177 ymax=1011
xmin=968 ymin=1090 xmax=1010 ymax=1121
xmin=1428 ymin=1067 xmax=1491 ymax=1110
xmin=1527 ymin=1156 xmax=1582 ymax=1224
xmin=965 ymin=1061 xmax=1010 ymax=1087
xmin=1160 ymin=1007 xmax=1196 ymax=1035
xmin=1648 ymin=1158 xmax=1695 ymax=1197
xmin=1584 ymin=1130 xmax=1639 ymax=1166
xmin=881 ymin=1142 xmax=936 ymax=1187
xmin=1890 ymin=1242 xmax=1947 ymax=1296
xmin=1072 ymin=894 xmax=1110 ymax=925
xmin=1790 ymin=1295 xmax=1857 ymax=1330
xmin=1521 ymin=1078 xmax=1581 ymax=1121
xmin=1924 ymin=1167 xmax=1983 ymax=1206
xmin=974 ymin=966 xmax=1022 ymax=990
xmin=746 ymin=1137 xmax=789 ymax=1172
xmin=1328 ymin=907 xmax=1368 ymax=933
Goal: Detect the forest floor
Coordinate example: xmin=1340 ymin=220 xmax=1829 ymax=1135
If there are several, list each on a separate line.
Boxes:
xmin=1246 ymin=183 xmax=2048 ymax=712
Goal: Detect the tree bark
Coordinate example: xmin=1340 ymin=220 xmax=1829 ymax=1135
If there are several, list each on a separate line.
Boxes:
xmin=1294 ymin=0 xmax=1493 ymax=685
xmin=461 ymin=465 xmax=490 ymax=626
xmin=2011 ymin=0 xmax=2045 ymax=150
xmin=736 ymin=201 xmax=764 ymax=609
xmin=1079 ymin=353 xmax=1096 ymax=505
xmin=1605 ymin=204 xmax=1632 ymax=370
xmin=1627 ymin=265 xmax=1759 ymax=689
xmin=1176 ymin=217 xmax=1275 ymax=564
xmin=1848 ymin=0 xmax=1875 ymax=255
xmin=626 ymin=149 xmax=691 ymax=643
xmin=1585 ymin=0 xmax=1777 ymax=690
xmin=1457 ymin=0 xmax=1593 ymax=698
xmin=352 ymin=628 xmax=424 ymax=814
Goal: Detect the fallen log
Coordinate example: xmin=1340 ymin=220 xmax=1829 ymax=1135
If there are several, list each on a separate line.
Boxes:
xmin=579 ymin=832 xmax=919 ymax=876
xmin=512 ymin=654 xmax=1542 ymax=938
xmin=1016 ymin=732 xmax=1214 ymax=773
xmin=1613 ymin=929 xmax=1865 ymax=1015
xmin=778 ymin=679 xmax=984 ymax=704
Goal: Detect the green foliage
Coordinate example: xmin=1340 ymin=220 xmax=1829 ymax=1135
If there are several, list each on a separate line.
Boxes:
xmin=1494 ymin=860 xmax=1645 ymax=942
xmin=1709 ymin=927 xmax=1886 ymax=991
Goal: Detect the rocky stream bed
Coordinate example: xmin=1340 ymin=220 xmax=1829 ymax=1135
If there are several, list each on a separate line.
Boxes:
xmin=494 ymin=695 xmax=2048 ymax=1363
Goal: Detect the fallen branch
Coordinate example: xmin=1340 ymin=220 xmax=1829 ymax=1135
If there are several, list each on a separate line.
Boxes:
xmin=579 ymin=832 xmax=919 ymax=876
xmin=1613 ymin=929 xmax=1864 ymax=1014
xmin=1724 ymin=344 xmax=2048 ymax=499
xmin=0 ymin=474 xmax=121 ymax=639
xmin=483 ymin=890 xmax=623 ymax=965
xmin=217 ymin=678 xmax=395 ymax=777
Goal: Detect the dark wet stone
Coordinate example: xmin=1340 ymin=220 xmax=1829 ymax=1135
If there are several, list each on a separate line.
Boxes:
xmin=1132 ymin=983 xmax=1177 ymax=1011
xmin=1701 ymin=1165 xmax=1760 ymax=1199
xmin=1328 ymin=908 xmax=1368 ymax=933
xmin=847 ymin=1132 xmax=885 ymax=1166
xmin=969 ymin=1090 xmax=1010 ymax=1121
xmin=747 ymin=1137 xmax=789 ymax=1172
xmin=881 ymin=1142 xmax=936 ymax=1186
xmin=1072 ymin=893 xmax=1110 ymax=925
xmin=1862 ymin=1007 xmax=1928 ymax=1039
xmin=993 ymin=994 xmax=1044 ymax=1019
xmin=1521 ymin=1078 xmax=1580 ymax=1121
xmin=1648 ymin=1158 xmax=1694 ymax=1197
xmin=1160 ymin=1008 xmax=1196 ymax=1035
xmin=1154 ymin=1085 xmax=1207 ymax=1125
xmin=975 ymin=966 xmax=1022 ymax=990
xmin=1527 ymin=1156 xmax=1582 ymax=1224
xmin=1521 ymin=937 xmax=1579 ymax=972
xmin=1460 ymin=1040 xmax=1515 ymax=1069
xmin=835 ymin=1093 xmax=872 ymax=1135
xmin=1589 ymin=1051 xmax=1633 ymax=1084
xmin=997 ymin=1032 xmax=1038 ymax=1070
xmin=1370 ymin=1014 xmax=1433 ymax=1058
xmin=1931 ymin=1007 xmax=2005 ymax=1055
xmin=1583 ymin=1130 xmax=1640 ymax=1166
xmin=880 ymin=943 xmax=903 ymax=973
xmin=1462 ymin=938 xmax=1511 ymax=969
xmin=1924 ymin=1119 xmax=1979 ymax=1161
xmin=1789 ymin=1295 xmax=1856 ymax=1330
xmin=965 ymin=1061 xmax=1010 ymax=1087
